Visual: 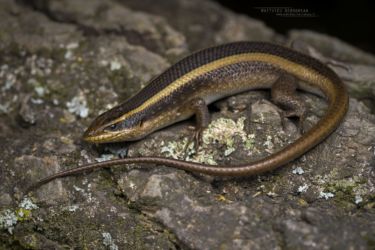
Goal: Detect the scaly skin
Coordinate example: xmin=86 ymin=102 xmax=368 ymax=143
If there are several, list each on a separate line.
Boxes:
xmin=27 ymin=41 xmax=348 ymax=193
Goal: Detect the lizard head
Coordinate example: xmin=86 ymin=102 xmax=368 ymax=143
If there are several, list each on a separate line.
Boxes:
xmin=83 ymin=104 xmax=147 ymax=144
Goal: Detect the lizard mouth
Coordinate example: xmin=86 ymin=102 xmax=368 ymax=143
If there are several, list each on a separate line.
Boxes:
xmin=83 ymin=129 xmax=123 ymax=144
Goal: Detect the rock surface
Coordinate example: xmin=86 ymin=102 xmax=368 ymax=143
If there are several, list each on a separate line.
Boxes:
xmin=0 ymin=0 xmax=374 ymax=249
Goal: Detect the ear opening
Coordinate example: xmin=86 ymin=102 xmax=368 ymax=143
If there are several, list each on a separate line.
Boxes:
xmin=139 ymin=120 xmax=144 ymax=128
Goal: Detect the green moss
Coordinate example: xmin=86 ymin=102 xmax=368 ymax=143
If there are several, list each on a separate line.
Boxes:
xmin=244 ymin=134 xmax=255 ymax=150
xmin=325 ymin=179 xmax=357 ymax=196
xmin=319 ymin=176 xmax=370 ymax=208
xmin=298 ymin=198 xmax=308 ymax=206
xmin=19 ymin=234 xmax=39 ymax=249
xmin=15 ymin=208 xmax=32 ymax=222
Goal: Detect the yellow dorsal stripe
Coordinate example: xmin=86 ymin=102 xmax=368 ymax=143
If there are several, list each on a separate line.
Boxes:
xmin=111 ymin=53 xmax=331 ymax=125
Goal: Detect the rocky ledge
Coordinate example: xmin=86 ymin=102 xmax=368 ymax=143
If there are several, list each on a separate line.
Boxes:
xmin=0 ymin=0 xmax=374 ymax=249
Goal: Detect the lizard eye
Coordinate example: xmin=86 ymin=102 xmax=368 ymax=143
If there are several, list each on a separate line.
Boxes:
xmin=105 ymin=124 xmax=118 ymax=131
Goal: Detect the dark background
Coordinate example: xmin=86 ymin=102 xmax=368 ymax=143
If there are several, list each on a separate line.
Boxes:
xmin=215 ymin=0 xmax=375 ymax=54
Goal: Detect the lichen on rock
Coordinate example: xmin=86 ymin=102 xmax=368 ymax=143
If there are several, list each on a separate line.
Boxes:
xmin=0 ymin=0 xmax=374 ymax=249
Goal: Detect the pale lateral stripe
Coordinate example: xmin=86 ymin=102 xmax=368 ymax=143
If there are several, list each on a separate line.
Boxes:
xmin=111 ymin=52 xmax=332 ymax=125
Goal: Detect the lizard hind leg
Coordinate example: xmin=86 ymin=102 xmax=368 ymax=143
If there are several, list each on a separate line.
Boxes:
xmin=271 ymin=74 xmax=307 ymax=134
xmin=183 ymin=97 xmax=210 ymax=156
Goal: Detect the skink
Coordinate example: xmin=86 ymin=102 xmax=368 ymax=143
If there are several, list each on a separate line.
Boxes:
xmin=28 ymin=41 xmax=348 ymax=191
